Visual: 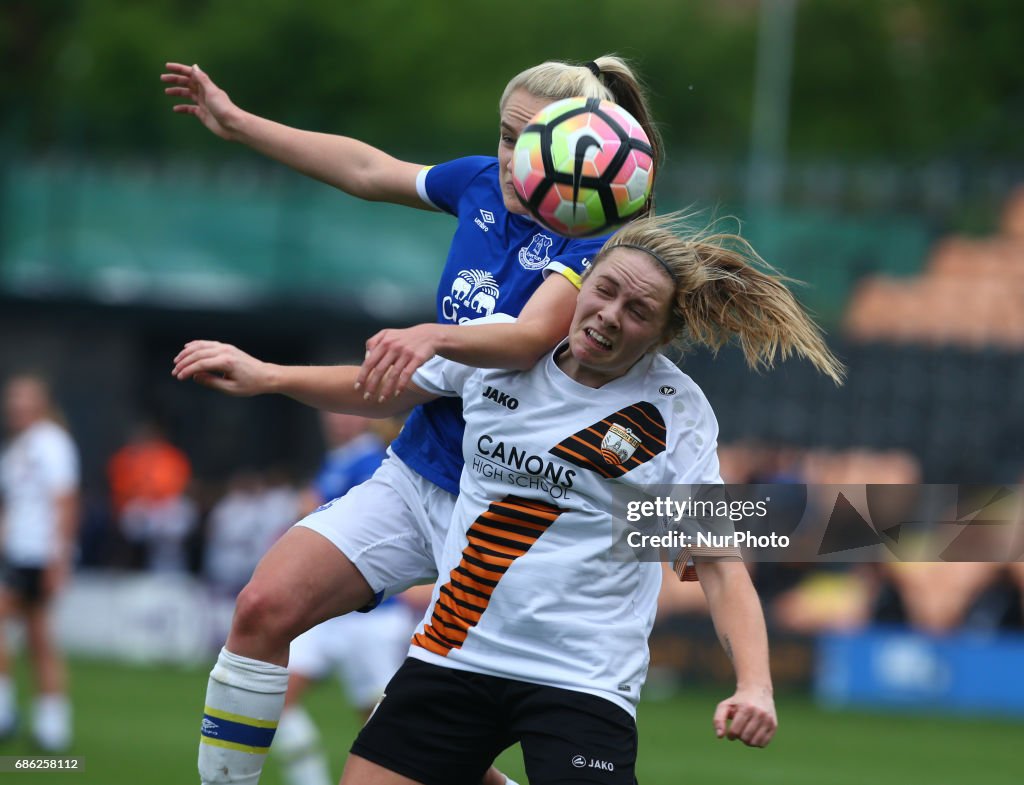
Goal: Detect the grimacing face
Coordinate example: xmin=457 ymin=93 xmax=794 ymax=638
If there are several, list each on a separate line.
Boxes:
xmin=497 ymin=89 xmax=552 ymax=216
xmin=560 ymin=248 xmax=675 ymax=388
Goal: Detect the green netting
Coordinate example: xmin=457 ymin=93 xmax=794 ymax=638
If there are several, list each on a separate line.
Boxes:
xmin=735 ymin=208 xmax=931 ymax=323
xmin=2 ymin=161 xmax=450 ymax=311
xmin=2 ymin=163 xmax=932 ymax=323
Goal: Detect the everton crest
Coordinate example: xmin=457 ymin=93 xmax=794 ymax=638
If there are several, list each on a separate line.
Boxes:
xmin=517 ymin=233 xmax=554 ymax=271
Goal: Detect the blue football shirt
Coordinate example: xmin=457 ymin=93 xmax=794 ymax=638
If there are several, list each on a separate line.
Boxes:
xmin=389 ymin=156 xmax=608 ymax=494
xmin=313 ymin=433 xmax=387 ymax=504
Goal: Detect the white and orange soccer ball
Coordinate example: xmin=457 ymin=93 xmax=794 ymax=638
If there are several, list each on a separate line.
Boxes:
xmin=512 ymin=97 xmax=655 ymax=238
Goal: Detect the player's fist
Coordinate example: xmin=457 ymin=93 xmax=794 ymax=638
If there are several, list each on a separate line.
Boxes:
xmin=713 ymin=686 xmax=777 ymax=748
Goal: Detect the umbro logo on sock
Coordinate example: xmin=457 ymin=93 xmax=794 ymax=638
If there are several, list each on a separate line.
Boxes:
xmin=201 ymin=718 xmax=219 ymax=736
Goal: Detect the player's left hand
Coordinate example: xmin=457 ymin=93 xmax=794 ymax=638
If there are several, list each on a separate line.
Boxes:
xmin=358 ymin=324 xmax=445 ymax=401
xmin=171 ymin=340 xmax=274 ymax=396
xmin=713 ymin=685 xmax=777 ymax=748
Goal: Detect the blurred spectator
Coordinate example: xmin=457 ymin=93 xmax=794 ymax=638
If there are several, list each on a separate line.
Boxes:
xmin=203 ymin=470 xmax=300 ymax=598
xmin=295 ymin=412 xmax=394 ymax=518
xmin=0 ymin=374 xmax=79 ymax=751
xmin=107 ymin=422 xmax=195 ymax=572
xmin=1001 ymin=184 xmax=1024 ymax=238
xmin=875 ymin=561 xmax=1023 ymax=633
xmin=108 ymin=421 xmax=191 ymax=515
xmin=866 ymin=479 xmax=1022 ymax=633
xmin=686 ymin=443 xmax=938 ymax=635
xmin=120 ymin=494 xmax=198 ymax=574
xmin=274 ymin=412 xmax=416 ymax=785
xmin=874 ymin=486 xmax=1024 ymax=635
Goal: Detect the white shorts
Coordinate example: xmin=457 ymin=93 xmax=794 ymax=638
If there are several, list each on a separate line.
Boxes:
xmin=296 ymin=450 xmax=456 ymax=600
xmin=288 ymin=601 xmax=417 ymax=708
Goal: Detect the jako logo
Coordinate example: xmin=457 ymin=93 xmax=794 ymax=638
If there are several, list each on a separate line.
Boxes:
xmin=571 ymin=755 xmax=615 ymax=772
xmin=482 ymin=385 xmax=519 ymax=410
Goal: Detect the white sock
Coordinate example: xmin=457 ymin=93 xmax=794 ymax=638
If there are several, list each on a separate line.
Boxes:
xmin=32 ymin=693 xmax=71 ymax=751
xmin=274 ymin=706 xmax=332 ymax=785
xmin=198 ymin=648 xmax=288 ymax=785
xmin=0 ymin=676 xmax=15 ymax=729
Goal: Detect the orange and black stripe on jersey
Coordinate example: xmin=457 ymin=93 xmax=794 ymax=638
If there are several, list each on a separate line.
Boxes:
xmin=413 ymin=496 xmax=565 ymax=657
xmin=549 ymin=401 xmax=667 ymax=478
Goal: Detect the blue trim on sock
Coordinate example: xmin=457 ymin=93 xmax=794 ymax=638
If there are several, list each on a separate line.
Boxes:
xmin=201 ymin=714 xmax=276 ymax=749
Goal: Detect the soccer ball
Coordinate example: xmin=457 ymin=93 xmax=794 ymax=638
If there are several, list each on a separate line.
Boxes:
xmin=512 ymin=97 xmax=655 ymax=238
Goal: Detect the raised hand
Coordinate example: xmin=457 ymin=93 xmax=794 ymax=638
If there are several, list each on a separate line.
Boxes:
xmin=712 ymin=686 xmax=777 ymax=748
xmin=161 ymin=62 xmax=240 ymax=140
xmin=172 ymin=340 xmax=277 ymax=397
xmin=357 ymin=324 xmax=445 ymax=401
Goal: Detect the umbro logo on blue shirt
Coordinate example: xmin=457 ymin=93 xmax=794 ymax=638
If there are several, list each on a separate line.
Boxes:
xmin=474 ymin=208 xmax=496 ymax=232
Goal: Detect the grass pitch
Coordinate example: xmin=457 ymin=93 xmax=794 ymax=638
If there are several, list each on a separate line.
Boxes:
xmin=2 ymin=656 xmax=1018 ymax=785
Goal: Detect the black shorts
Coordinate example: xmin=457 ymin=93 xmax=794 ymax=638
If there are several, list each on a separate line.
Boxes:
xmin=351 ymin=658 xmax=638 ymax=785
xmin=0 ymin=564 xmax=46 ymax=604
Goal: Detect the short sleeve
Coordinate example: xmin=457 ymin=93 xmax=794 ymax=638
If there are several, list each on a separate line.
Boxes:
xmin=662 ymin=387 xmax=722 ymax=487
xmin=543 ymin=234 xmax=607 ymax=287
xmin=412 ymin=356 xmax=477 ymax=399
xmin=416 ymin=156 xmax=496 ymax=215
xmin=40 ymin=427 xmax=79 ymax=495
xmin=411 ymin=314 xmax=514 ymax=397
xmin=659 ymin=384 xmax=740 ymax=581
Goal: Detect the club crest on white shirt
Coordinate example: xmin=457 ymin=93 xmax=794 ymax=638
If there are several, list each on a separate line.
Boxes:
xmin=600 ymin=423 xmax=641 ymax=466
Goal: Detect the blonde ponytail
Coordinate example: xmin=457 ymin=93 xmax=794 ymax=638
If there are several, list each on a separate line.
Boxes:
xmin=600 ymin=214 xmax=845 ymax=384
xmin=500 ymin=55 xmax=661 ymax=217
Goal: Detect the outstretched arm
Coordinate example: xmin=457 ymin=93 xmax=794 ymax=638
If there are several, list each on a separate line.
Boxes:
xmin=696 ymin=560 xmax=778 ymax=748
xmin=357 ymin=273 xmax=579 ymax=399
xmin=172 ymin=340 xmax=437 ymax=417
xmin=161 ymin=63 xmax=426 ymax=208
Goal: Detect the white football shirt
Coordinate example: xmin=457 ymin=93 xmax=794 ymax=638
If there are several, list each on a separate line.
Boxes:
xmin=0 ymin=420 xmax=79 ymax=566
xmin=410 ymin=341 xmax=721 ymax=715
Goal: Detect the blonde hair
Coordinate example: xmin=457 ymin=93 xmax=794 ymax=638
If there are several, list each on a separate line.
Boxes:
xmin=500 ymin=55 xmax=662 ymax=217
xmin=596 ymin=214 xmax=846 ymax=384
